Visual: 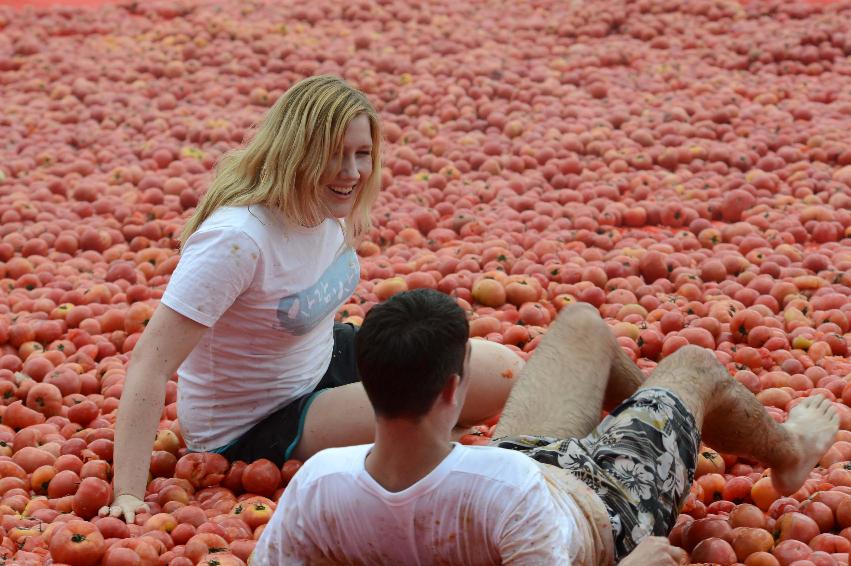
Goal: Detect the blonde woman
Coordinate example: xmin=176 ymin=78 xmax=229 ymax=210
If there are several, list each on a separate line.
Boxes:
xmin=100 ymin=76 xmax=524 ymax=523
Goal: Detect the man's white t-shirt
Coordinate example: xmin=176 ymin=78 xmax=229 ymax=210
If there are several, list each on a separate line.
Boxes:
xmin=252 ymin=443 xmax=590 ymax=565
xmin=160 ymin=205 xmax=359 ymax=451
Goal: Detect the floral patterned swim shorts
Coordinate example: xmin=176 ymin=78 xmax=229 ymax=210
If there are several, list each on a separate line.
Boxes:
xmin=492 ymin=387 xmax=701 ymax=561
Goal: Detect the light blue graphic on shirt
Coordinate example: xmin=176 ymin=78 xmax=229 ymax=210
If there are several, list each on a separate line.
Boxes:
xmin=275 ymin=248 xmax=360 ymax=336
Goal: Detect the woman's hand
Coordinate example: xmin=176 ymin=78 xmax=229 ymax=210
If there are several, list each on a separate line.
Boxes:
xmin=618 ymin=536 xmax=688 ymax=566
xmin=98 ymin=493 xmax=150 ymax=524
xmin=110 ymin=304 xmax=208 ymax=522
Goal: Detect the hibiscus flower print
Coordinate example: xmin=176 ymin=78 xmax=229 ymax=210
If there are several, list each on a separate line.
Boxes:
xmin=630 ymin=512 xmax=655 ymax=541
xmin=611 ymin=457 xmax=655 ymax=502
xmin=594 ymin=427 xmax=622 ymax=448
xmin=657 ymin=433 xmax=679 ymax=488
xmin=656 ymin=451 xmax=675 ymax=487
xmin=609 ymin=513 xmax=623 ymax=538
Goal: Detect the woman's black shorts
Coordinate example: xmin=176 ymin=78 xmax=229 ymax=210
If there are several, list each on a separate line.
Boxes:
xmin=216 ymin=322 xmax=360 ymax=467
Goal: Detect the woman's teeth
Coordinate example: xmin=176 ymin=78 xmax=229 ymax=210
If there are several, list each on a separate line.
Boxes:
xmin=329 ymin=186 xmax=354 ymax=196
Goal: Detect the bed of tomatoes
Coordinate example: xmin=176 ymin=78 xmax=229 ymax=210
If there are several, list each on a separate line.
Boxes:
xmin=1 ymin=0 xmax=851 ymax=564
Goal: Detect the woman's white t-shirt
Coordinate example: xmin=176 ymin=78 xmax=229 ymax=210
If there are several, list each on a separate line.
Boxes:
xmin=160 ymin=205 xmax=360 ymax=451
xmin=252 ymin=443 xmax=589 ymax=565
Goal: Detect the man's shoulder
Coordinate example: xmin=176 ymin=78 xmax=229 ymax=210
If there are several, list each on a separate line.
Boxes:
xmin=292 ymin=444 xmax=372 ymax=484
xmin=457 ymin=443 xmax=539 ymax=464
xmin=291 ymin=444 xmax=543 ymax=494
xmin=452 ymin=444 xmax=543 ymax=484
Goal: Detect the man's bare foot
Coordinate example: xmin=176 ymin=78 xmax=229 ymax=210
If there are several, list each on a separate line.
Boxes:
xmin=772 ymin=395 xmax=839 ymax=495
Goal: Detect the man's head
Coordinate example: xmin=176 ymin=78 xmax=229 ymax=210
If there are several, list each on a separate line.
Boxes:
xmin=356 ymin=289 xmax=470 ymax=421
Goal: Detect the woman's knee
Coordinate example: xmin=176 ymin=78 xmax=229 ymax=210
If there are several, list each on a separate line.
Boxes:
xmin=460 ymin=340 xmax=523 ymax=426
xmin=469 ymin=339 xmax=525 ymax=380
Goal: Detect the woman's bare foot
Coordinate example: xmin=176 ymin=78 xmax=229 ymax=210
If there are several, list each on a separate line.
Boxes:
xmin=772 ymin=395 xmax=839 ymax=495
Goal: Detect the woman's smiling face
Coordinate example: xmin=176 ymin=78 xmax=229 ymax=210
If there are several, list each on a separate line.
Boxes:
xmin=319 ymin=113 xmax=373 ymax=219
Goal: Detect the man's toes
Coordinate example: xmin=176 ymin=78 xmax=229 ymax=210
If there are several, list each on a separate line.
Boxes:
xmin=829 ymin=409 xmax=840 ymax=425
xmin=822 ymin=400 xmax=836 ymax=417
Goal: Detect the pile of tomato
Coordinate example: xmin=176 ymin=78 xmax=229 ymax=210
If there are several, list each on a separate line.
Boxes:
xmin=1 ymin=0 xmax=851 ymax=563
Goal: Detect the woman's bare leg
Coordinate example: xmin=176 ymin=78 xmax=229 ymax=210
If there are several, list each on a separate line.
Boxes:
xmin=641 ymin=345 xmax=839 ymax=495
xmin=292 ymin=340 xmax=525 ymax=460
xmin=456 ymin=339 xmax=525 ymax=427
xmin=291 ymin=383 xmax=375 ymax=461
xmin=493 ymin=303 xmax=645 ymax=439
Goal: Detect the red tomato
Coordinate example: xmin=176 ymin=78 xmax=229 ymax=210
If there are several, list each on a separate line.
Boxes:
xmin=49 ymin=520 xmax=105 ymax=566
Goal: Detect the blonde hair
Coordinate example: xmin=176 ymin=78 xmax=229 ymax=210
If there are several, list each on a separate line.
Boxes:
xmin=180 ymin=75 xmax=382 ymax=246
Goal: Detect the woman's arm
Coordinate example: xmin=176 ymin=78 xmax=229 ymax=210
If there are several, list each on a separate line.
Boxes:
xmin=100 ymin=303 xmax=209 ymax=523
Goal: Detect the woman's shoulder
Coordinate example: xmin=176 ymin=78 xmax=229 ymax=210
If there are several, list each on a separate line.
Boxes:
xmin=195 ymin=205 xmax=346 ymax=249
xmin=191 ymin=205 xmax=283 ymax=242
xmin=200 ymin=205 xmax=274 ymax=230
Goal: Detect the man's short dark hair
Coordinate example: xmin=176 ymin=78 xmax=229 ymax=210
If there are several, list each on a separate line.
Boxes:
xmin=356 ymin=289 xmax=469 ymax=420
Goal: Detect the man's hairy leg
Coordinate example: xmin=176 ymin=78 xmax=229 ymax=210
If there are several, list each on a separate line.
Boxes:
xmin=641 ymin=345 xmax=838 ymax=495
xmin=493 ymin=303 xmax=644 ymax=439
